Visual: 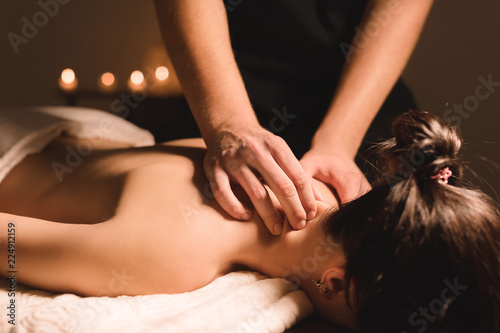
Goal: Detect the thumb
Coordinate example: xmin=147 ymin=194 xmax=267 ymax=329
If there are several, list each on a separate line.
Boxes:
xmin=311 ymin=182 xmax=324 ymax=201
xmin=300 ymin=160 xmax=323 ymax=201
xmin=334 ymin=173 xmax=371 ymax=203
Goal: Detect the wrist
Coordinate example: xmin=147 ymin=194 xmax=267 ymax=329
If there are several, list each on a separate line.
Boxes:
xmin=198 ymin=103 xmax=260 ymax=142
xmin=202 ymin=112 xmax=262 ymax=148
xmin=310 ymin=130 xmax=359 ymax=160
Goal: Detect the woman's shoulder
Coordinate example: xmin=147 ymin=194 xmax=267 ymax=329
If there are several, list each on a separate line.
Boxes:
xmin=113 ymin=139 xmax=210 ymax=220
xmin=158 ymin=138 xmax=206 ymax=149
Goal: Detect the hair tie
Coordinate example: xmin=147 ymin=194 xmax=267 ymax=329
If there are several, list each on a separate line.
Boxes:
xmin=431 ymin=167 xmax=452 ymax=184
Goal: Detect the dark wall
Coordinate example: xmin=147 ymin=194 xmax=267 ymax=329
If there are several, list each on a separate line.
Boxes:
xmin=1 ymin=0 xmax=499 ymax=198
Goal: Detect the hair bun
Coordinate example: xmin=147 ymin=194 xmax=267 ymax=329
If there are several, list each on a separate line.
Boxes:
xmin=377 ymin=110 xmax=462 ymax=183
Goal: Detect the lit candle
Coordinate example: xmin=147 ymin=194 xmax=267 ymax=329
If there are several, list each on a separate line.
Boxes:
xmin=58 ymin=68 xmax=78 ymax=92
xmin=127 ymin=70 xmax=146 ymax=92
xmin=98 ymin=72 xmax=117 ymax=93
xmin=155 ymin=66 xmax=169 ymax=82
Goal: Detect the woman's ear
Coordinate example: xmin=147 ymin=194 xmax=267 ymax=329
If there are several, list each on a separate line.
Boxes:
xmin=320 ymin=266 xmax=347 ymax=298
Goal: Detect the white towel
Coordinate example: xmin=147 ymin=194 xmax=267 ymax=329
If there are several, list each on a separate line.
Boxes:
xmin=0 ymin=271 xmax=313 ymax=333
xmin=0 ymin=106 xmax=155 ymax=184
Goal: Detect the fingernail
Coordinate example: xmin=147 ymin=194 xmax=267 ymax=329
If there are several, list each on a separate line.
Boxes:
xmin=273 ymin=223 xmax=283 ymax=235
xmin=307 ymin=210 xmax=316 ymax=220
xmin=296 ymin=220 xmax=306 ymax=229
xmin=241 ymin=211 xmax=252 ymax=220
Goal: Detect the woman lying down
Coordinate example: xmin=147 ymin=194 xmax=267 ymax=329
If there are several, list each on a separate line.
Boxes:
xmin=0 ymin=109 xmax=499 ymax=333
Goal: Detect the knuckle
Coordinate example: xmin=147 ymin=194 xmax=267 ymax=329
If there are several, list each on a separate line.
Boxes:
xmin=276 ymin=179 xmax=297 ymax=198
xmin=220 ymin=145 xmax=241 ymax=162
xmin=292 ymin=172 xmax=308 ymax=190
xmin=250 ymin=185 xmax=267 ymax=201
xmin=210 ymin=181 xmax=227 ymax=196
xmin=210 ymin=185 xmax=224 ymax=198
xmin=267 ymin=136 xmax=283 ymax=150
xmin=224 ymin=160 xmax=242 ymax=175
xmin=242 ymin=140 xmax=262 ymax=160
xmin=274 ymin=135 xmax=286 ymax=146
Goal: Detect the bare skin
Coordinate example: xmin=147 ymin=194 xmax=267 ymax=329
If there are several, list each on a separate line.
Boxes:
xmin=0 ymin=135 xmax=357 ymax=329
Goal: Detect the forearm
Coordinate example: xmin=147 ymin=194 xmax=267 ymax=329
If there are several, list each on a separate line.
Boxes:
xmin=313 ymin=0 xmax=434 ymax=159
xmin=155 ymin=0 xmax=258 ymax=142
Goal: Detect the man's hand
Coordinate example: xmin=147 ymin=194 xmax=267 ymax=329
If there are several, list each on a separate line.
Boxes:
xmin=204 ymin=125 xmax=317 ymax=235
xmin=300 ymin=149 xmax=371 ymax=203
xmin=155 ymin=0 xmax=315 ymax=234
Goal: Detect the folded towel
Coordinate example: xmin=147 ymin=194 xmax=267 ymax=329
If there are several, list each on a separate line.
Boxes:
xmin=0 ymin=271 xmax=313 ymax=333
xmin=0 ymin=106 xmax=155 ymax=184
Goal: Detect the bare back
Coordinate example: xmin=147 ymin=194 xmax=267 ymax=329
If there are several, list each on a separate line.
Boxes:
xmin=0 ymin=136 xmax=269 ymax=295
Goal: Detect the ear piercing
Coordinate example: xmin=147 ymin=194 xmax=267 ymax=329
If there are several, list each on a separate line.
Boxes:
xmin=312 ymin=279 xmax=332 ymax=294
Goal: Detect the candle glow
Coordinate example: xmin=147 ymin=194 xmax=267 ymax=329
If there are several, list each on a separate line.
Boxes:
xmin=59 ymin=68 xmax=78 ymax=92
xmin=128 ymin=70 xmax=146 ymax=92
xmin=101 ymin=72 xmax=115 ymax=86
xmin=155 ymin=66 xmax=169 ymax=81
xmin=61 ymin=68 xmax=75 ymax=84
xmin=130 ymin=71 xmax=144 ymax=85
xmin=98 ymin=72 xmax=117 ymax=93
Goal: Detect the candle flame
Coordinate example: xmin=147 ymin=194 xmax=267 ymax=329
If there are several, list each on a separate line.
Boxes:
xmin=130 ymin=70 xmax=144 ymax=85
xmin=155 ymin=66 xmax=169 ymax=81
xmin=101 ymin=72 xmax=115 ymax=87
xmin=61 ymin=68 xmax=75 ymax=84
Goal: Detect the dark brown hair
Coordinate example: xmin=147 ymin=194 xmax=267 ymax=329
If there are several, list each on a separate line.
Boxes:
xmin=325 ymin=110 xmax=500 ymax=332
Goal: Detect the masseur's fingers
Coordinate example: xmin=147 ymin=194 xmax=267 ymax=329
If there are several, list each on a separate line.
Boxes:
xmin=301 ymin=162 xmax=324 ymax=201
xmin=269 ymin=138 xmax=317 ymax=223
xmin=300 ymin=150 xmax=371 ymax=203
xmin=249 ymin=152 xmax=315 ymax=230
xmin=333 ymin=170 xmax=371 ymax=204
xmin=203 ymin=126 xmax=317 ymax=234
xmin=227 ymin=165 xmax=283 ymax=235
xmin=204 ymin=157 xmax=251 ymax=220
xmin=311 ymin=182 xmax=324 ymax=201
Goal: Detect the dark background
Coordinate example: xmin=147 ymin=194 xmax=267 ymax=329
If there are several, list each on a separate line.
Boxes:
xmin=1 ymin=0 xmax=499 ymax=199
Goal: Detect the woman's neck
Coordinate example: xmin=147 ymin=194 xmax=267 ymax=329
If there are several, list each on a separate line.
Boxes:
xmin=233 ymin=208 xmax=339 ymax=290
xmin=227 ymin=179 xmax=340 ymax=288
